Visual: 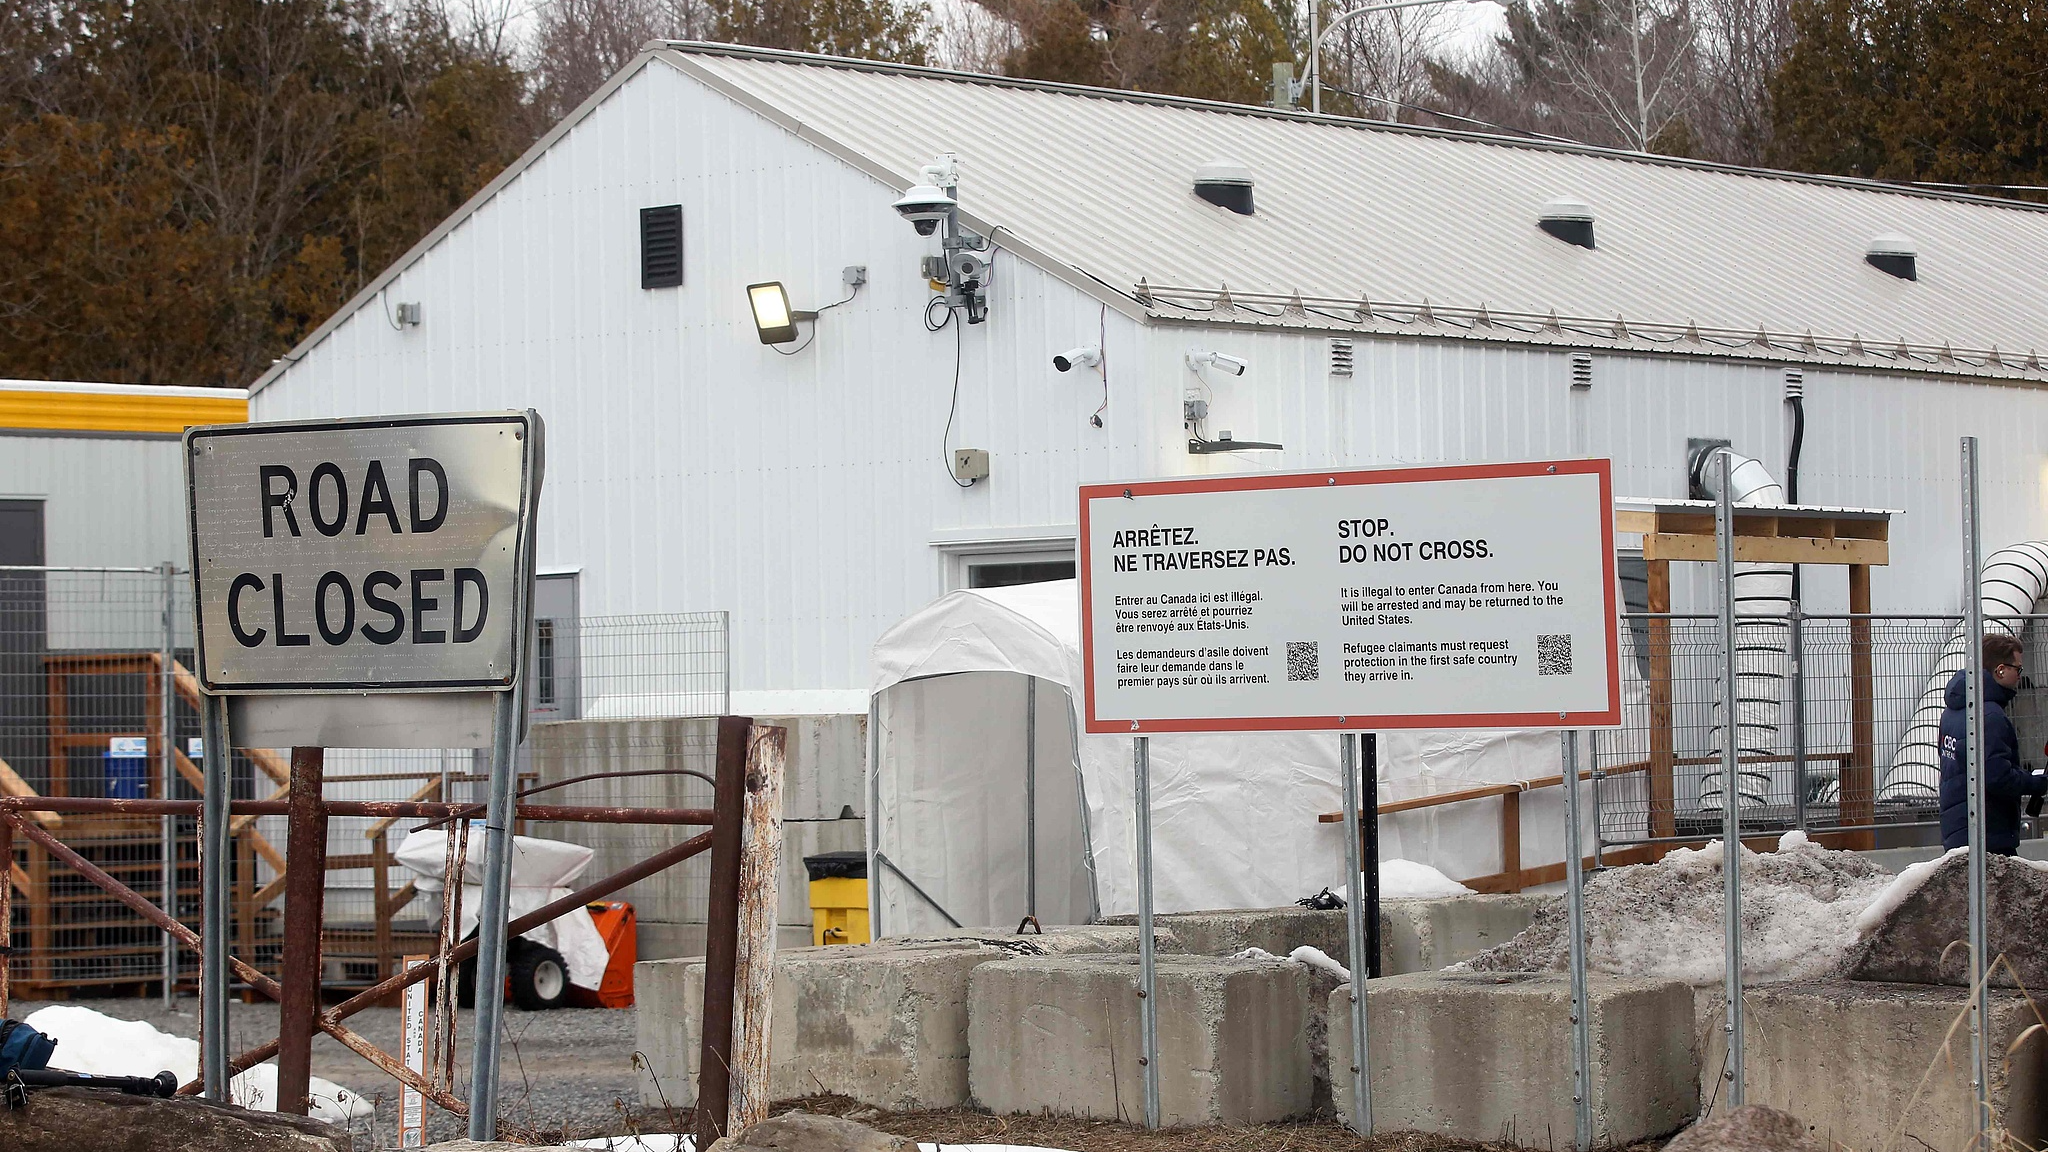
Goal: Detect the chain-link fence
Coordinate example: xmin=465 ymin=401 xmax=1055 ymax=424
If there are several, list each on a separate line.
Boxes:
xmin=1 ymin=564 xmax=729 ymax=995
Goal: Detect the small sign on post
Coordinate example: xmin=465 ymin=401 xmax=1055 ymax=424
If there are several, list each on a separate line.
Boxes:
xmin=399 ymin=955 xmax=430 ymax=1148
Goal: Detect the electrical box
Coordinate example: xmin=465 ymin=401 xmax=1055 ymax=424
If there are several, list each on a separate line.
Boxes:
xmin=952 ymin=449 xmax=990 ymax=482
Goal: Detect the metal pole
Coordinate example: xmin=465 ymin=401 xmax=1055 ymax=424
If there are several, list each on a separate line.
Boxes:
xmin=1714 ymin=449 xmax=1746 ymax=1106
xmin=1561 ymin=731 xmax=1593 ymax=1150
xmin=1310 ymin=0 xmax=1321 ymax=113
xmin=200 ymin=692 xmax=232 ymax=1099
xmin=159 ymin=561 xmax=177 ymax=1009
xmin=1790 ymin=601 xmax=1808 ymax=832
xmin=1134 ymin=735 xmax=1161 ymax=1130
xmin=696 ymin=715 xmax=752 ymax=1149
xmin=1026 ymin=677 xmax=1037 ymax=920
xmin=1363 ymin=733 xmax=1381 ymax=978
xmin=1961 ymin=435 xmax=1991 ymax=1142
xmin=465 ymin=690 xmax=521 ymax=1141
xmin=1339 ymin=732 xmax=1372 ymax=1135
xmin=867 ymin=696 xmax=883 ymax=941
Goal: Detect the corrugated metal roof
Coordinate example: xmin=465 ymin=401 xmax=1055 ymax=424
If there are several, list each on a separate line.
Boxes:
xmin=663 ymin=44 xmax=2048 ymax=376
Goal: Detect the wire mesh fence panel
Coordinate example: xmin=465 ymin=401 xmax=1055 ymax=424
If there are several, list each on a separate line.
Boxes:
xmin=1594 ymin=613 xmax=1967 ymax=850
xmin=546 ymin=612 xmax=729 ymax=723
xmin=1 ymin=566 xmax=199 ymax=993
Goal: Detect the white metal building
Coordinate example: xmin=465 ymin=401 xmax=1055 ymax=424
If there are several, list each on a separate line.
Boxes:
xmin=247 ymin=42 xmax=2048 ymax=712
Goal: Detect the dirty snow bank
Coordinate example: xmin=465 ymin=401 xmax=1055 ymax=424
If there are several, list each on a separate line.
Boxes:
xmin=1379 ymin=858 xmax=1475 ymax=899
xmin=1459 ymin=832 xmax=1890 ymax=984
xmin=22 ymin=1004 xmax=371 ymax=1124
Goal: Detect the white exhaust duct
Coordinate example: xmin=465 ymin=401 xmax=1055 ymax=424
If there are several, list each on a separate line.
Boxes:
xmin=1696 ymin=449 xmax=1795 ymax=810
xmin=1877 ymin=541 xmax=2048 ymax=803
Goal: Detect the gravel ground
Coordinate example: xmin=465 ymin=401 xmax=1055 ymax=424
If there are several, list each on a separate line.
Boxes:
xmin=11 ymin=996 xmax=646 ymax=1148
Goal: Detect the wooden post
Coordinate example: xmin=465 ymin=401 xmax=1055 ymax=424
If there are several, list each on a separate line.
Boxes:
xmin=1845 ymin=565 xmax=1877 ymax=851
xmin=1 ymin=813 xmax=12 ymax=1016
xmin=728 ymin=725 xmax=787 ymax=1137
xmin=276 ymin=747 xmax=328 ymax=1116
xmin=1646 ymin=559 xmax=1678 ymax=840
xmin=696 ymin=716 xmax=753 ymax=1149
xmin=1500 ymin=789 xmax=1523 ymax=893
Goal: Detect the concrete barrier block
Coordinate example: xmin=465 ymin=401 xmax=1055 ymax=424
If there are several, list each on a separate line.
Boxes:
xmin=1698 ymin=981 xmax=2048 ymax=1151
xmin=1379 ymin=894 xmax=1555 ymax=975
xmin=1102 ymin=907 xmax=1348 ymax=959
xmin=1331 ymin=972 xmax=1697 ymax=1144
xmin=903 ymin=924 xmax=1181 ymax=955
xmin=968 ymin=954 xmax=1313 ymax=1125
xmin=635 ymin=940 xmax=996 ymax=1110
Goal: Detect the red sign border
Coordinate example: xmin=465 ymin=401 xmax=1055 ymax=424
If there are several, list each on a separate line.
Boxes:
xmin=1078 ymin=459 xmax=1622 ymax=734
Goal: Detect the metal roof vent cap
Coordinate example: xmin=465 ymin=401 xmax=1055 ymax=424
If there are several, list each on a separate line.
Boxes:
xmin=1194 ymin=162 xmax=1255 ymax=215
xmin=1866 ymin=233 xmax=1917 ymax=281
xmin=1538 ymin=197 xmax=1595 ymax=249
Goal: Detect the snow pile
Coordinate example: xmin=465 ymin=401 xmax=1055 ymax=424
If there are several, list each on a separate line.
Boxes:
xmin=1229 ymin=945 xmax=1353 ymax=981
xmin=22 ymin=1004 xmax=371 ymax=1125
xmin=1460 ymin=833 xmax=1891 ymax=984
xmin=1378 ymin=859 xmax=1475 ymax=899
xmin=561 ymin=1131 xmax=1073 ymax=1139
xmin=1852 ymin=846 xmax=2048 ymax=938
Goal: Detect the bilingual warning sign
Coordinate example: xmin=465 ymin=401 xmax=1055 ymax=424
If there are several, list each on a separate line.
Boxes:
xmin=1078 ymin=460 xmax=1620 ymax=734
xmin=185 ymin=412 xmax=543 ymax=694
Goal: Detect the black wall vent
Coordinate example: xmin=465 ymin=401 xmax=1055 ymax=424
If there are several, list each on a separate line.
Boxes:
xmin=1570 ymin=351 xmax=1593 ymax=388
xmin=1193 ymin=162 xmax=1255 ymax=215
xmin=1539 ymin=198 xmax=1596 ymax=249
xmin=640 ymin=205 xmax=684 ymax=289
xmin=1866 ymin=234 xmax=1917 ymax=281
xmin=1330 ymin=338 xmax=1355 ymax=377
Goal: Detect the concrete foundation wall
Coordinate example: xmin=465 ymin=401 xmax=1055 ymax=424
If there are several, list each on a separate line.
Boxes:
xmin=1380 ymin=895 xmax=1553 ymax=974
xmin=969 ymin=954 xmax=1313 ymax=1125
xmin=1332 ymin=973 xmax=1698 ymax=1144
xmin=531 ymin=713 xmax=867 ymax=960
xmin=1698 ymin=981 xmax=2048 ymax=1150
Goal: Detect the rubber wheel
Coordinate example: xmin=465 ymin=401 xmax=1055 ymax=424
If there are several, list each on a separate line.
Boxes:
xmin=508 ymin=940 xmax=570 ymax=1011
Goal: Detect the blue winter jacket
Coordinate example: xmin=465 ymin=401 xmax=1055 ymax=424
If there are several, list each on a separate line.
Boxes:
xmin=1938 ymin=667 xmax=2046 ymax=853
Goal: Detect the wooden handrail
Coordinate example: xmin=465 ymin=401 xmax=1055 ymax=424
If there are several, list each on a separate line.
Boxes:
xmin=0 ymin=755 xmax=60 ymax=829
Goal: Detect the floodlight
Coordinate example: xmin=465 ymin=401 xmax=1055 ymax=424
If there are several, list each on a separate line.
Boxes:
xmin=748 ymin=281 xmax=815 ymax=345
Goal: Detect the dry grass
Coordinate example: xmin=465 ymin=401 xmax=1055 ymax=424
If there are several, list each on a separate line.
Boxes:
xmin=767 ymin=1095 xmax=1673 ymax=1152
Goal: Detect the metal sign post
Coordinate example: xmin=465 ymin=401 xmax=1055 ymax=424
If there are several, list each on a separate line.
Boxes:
xmin=1133 ymin=735 xmax=1161 ymax=1130
xmin=1961 ymin=436 xmax=1991 ymax=1141
xmin=199 ymin=695 xmax=232 ymax=1098
xmin=1560 ymin=730 xmax=1593 ymax=1149
xmin=1713 ymin=449 xmax=1746 ymax=1107
xmin=184 ymin=410 xmax=543 ymax=1131
xmin=1339 ymin=731 xmax=1372 ymax=1135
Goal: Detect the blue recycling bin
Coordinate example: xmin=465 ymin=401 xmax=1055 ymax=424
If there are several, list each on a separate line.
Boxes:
xmin=105 ymin=740 xmax=148 ymax=799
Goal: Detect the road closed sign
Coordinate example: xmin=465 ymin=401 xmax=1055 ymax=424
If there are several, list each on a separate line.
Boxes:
xmin=185 ymin=412 xmax=544 ymax=694
xmin=1079 ymin=460 xmax=1620 ymax=734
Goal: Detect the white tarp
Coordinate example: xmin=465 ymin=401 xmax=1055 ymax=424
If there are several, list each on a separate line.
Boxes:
xmin=870 ymin=580 xmax=1641 ymax=930
xmin=394 ymin=826 xmax=612 ymax=990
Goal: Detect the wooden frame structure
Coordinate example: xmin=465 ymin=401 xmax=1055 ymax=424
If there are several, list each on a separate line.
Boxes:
xmin=1318 ymin=499 xmax=1896 ymax=889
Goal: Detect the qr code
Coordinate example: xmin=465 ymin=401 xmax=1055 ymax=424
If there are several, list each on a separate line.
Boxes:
xmin=1538 ymin=633 xmax=1572 ymax=676
xmin=1287 ymin=642 xmax=1319 ymax=682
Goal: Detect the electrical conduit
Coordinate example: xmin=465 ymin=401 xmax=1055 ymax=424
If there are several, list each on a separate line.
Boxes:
xmin=1878 ymin=541 xmax=2048 ymax=803
xmin=1696 ymin=449 xmax=1795 ymax=810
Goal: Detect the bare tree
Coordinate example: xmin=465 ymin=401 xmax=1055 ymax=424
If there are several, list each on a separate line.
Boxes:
xmin=1686 ymin=0 xmax=1790 ymax=162
xmin=1322 ymin=0 xmax=1463 ymax=120
xmin=531 ymin=0 xmax=713 ymax=118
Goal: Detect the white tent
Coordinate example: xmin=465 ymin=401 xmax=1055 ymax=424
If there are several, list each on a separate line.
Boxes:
xmin=868 ymin=580 xmax=1628 ymax=936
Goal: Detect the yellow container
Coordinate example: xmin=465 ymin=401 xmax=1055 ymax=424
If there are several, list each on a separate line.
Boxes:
xmin=808 ymin=876 xmax=871 ymax=946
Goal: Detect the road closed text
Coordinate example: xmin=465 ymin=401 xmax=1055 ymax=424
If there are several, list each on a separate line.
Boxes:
xmin=186 ymin=413 xmax=541 ymax=693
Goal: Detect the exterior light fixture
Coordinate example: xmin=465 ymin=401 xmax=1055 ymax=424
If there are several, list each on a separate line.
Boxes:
xmin=747 ymin=281 xmax=816 ymax=345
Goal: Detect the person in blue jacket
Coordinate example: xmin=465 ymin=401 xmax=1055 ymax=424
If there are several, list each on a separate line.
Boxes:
xmin=1940 ymin=632 xmax=2048 ymax=853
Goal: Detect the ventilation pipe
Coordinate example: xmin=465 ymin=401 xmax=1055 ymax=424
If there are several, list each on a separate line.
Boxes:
xmin=1693 ymin=447 xmax=1795 ymax=810
xmin=1877 ymin=541 xmax=2048 ymax=803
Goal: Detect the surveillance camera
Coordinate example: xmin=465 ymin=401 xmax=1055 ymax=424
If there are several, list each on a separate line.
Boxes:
xmin=1186 ymin=350 xmax=1248 ymax=377
xmin=1054 ymin=345 xmax=1102 ymax=372
xmin=893 ymin=183 xmax=957 ymax=235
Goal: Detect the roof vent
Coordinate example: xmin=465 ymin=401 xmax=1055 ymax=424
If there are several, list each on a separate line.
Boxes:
xmin=1194 ymin=162 xmax=1254 ymax=215
xmin=1866 ymin=233 xmax=1917 ymax=281
xmin=1538 ymin=198 xmax=1595 ymax=249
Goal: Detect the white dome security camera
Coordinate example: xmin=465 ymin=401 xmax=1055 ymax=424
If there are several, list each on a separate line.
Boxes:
xmin=1053 ymin=345 xmax=1102 ymax=372
xmin=1186 ymin=350 xmax=1248 ymax=377
xmin=893 ymin=184 xmax=957 ymax=236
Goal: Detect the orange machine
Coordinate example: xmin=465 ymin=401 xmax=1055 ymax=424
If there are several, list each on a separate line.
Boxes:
xmin=568 ymin=901 xmax=638 ymax=1008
